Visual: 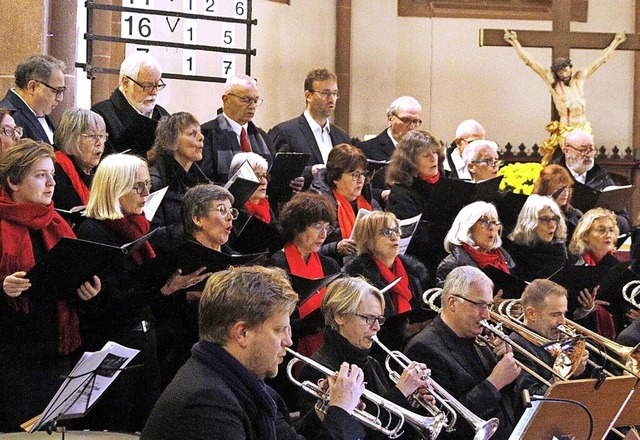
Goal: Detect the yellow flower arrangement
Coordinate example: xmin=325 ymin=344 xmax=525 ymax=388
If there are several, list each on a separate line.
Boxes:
xmin=497 ymin=162 xmax=543 ymax=195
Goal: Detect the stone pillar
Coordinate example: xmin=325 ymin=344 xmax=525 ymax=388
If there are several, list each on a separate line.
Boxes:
xmin=49 ymin=0 xmax=78 ymax=125
xmin=335 ymin=0 xmax=351 ymax=134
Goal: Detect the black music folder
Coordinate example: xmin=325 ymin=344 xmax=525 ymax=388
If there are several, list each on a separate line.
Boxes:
xmin=436 ymin=175 xmax=503 ymax=204
xmin=230 ymin=211 xmax=285 ymax=256
xmin=571 ymin=182 xmax=634 ymax=213
xmin=267 ymin=152 xmax=310 ymax=202
xmin=383 ymin=307 xmax=434 ymax=329
xmin=289 ymin=272 xmax=342 ymax=306
xmin=114 ymin=114 xmax=160 ymax=155
xmin=495 ymin=190 xmax=529 ymax=234
xmin=225 ymin=176 xmax=260 ymax=209
xmin=482 ymin=266 xmax=528 ymax=299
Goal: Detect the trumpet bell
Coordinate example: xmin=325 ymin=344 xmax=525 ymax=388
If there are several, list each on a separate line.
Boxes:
xmin=474 ymin=418 xmax=500 ymax=440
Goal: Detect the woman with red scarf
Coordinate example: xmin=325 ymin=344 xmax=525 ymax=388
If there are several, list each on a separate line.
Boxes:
xmin=310 ymin=143 xmax=380 ymax=264
xmin=75 ymin=154 xmax=208 ymax=432
xmin=52 ymin=108 xmax=106 ymax=211
xmin=345 ymin=211 xmax=433 ymax=356
xmin=436 ymin=201 xmax=515 ymax=286
xmin=0 ymin=140 xmax=101 ymax=432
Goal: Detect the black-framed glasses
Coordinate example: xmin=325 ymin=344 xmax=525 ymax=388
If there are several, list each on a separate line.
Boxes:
xmin=565 ymin=144 xmax=597 ymax=157
xmin=132 ymin=180 xmax=152 ymax=195
xmin=36 ymin=80 xmax=66 ymax=98
xmin=355 ymin=314 xmax=386 ymax=326
xmin=476 ymin=218 xmax=501 ymax=229
xmin=0 ymin=125 xmax=23 ymax=137
xmin=227 ymin=93 xmax=263 ymax=106
xmin=309 ymin=89 xmax=340 ymax=99
xmin=214 ymin=204 xmax=239 ymax=220
xmin=348 ymin=171 xmax=370 ymax=182
xmin=452 ymin=294 xmax=492 ymax=311
xmin=309 ymin=222 xmax=334 ymax=235
xmin=80 ymin=133 xmax=109 ymax=143
xmin=254 ymin=172 xmax=271 ymax=182
xmin=392 ymin=113 xmax=422 ymax=127
xmin=380 ymin=227 xmax=401 ymax=238
xmin=126 ymin=76 xmax=166 ymax=93
xmin=471 ymin=159 xmax=503 ymax=168
xmin=538 ymin=215 xmax=560 ymax=225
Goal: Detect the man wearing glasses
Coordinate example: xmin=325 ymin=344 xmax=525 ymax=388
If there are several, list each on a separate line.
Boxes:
xmin=444 ymin=119 xmax=486 ymax=181
xmin=0 ymin=55 xmax=66 ymax=144
xmin=358 ymin=96 xmax=422 ymax=204
xmin=555 ymin=129 xmax=631 ymax=233
xmin=462 ymin=139 xmax=502 ymax=183
xmin=270 ymin=68 xmax=351 ymax=187
xmin=92 ymin=53 xmax=169 ymax=158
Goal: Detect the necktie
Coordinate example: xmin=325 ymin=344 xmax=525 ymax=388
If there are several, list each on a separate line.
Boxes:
xmin=240 ymin=127 xmax=251 ymax=152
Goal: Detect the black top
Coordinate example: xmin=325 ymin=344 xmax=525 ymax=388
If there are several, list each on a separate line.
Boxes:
xmin=52 ymin=155 xmax=94 ymax=211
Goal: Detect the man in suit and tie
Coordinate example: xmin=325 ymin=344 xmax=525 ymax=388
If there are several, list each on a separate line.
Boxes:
xmin=0 ymin=55 xmax=66 ymax=144
xmin=358 ymin=96 xmax=422 ymax=203
xmin=270 ymin=68 xmax=350 ymax=186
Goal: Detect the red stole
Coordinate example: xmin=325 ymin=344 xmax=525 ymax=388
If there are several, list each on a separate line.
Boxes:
xmin=104 ymin=214 xmax=156 ymax=265
xmin=0 ymin=191 xmax=81 ymax=355
xmin=55 ymin=151 xmax=90 ymax=204
xmin=582 ymin=250 xmax=604 ymax=266
xmin=332 ymin=189 xmax=372 ymax=239
xmin=245 ymin=198 xmax=271 ymax=224
xmin=419 ymin=172 xmax=440 ymax=184
xmin=374 ymin=256 xmax=412 ymax=313
xmin=284 ymin=242 xmax=325 ymax=318
xmin=461 ymin=242 xmax=509 ymax=273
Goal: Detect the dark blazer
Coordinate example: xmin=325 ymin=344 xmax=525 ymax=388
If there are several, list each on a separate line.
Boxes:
xmin=0 ymin=89 xmax=54 ymax=143
xmin=270 ymin=114 xmax=350 ymax=185
xmin=405 ymin=316 xmax=516 ymax=440
xmin=200 ymin=113 xmax=275 ymax=183
xmin=140 ymin=355 xmax=365 ymax=440
xmin=91 ymin=88 xmax=169 ymax=157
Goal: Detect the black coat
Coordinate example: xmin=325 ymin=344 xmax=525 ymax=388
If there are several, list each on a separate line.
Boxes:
xmin=0 ymin=89 xmax=55 ymax=143
xmin=52 ymin=155 xmax=94 ymax=211
xmin=505 ymin=239 xmax=568 ymax=282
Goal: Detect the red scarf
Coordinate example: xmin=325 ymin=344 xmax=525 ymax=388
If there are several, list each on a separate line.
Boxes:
xmin=374 ymin=256 xmax=413 ymax=314
xmin=284 ymin=242 xmax=325 ymax=318
xmin=419 ymin=172 xmax=440 ymax=184
xmin=461 ymin=242 xmax=509 ymax=273
xmin=104 ymin=214 xmax=156 ymax=265
xmin=245 ymin=198 xmax=271 ymax=224
xmin=55 ymin=151 xmax=90 ymax=204
xmin=0 ymin=191 xmax=81 ymax=355
xmin=332 ymin=189 xmax=372 ymax=239
xmin=582 ymin=250 xmax=604 ymax=266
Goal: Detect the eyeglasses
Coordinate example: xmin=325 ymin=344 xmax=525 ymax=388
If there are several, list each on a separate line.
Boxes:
xmin=392 ymin=113 xmax=422 ymax=127
xmin=254 ymin=172 xmax=271 ymax=182
xmin=348 ymin=171 xmax=370 ymax=182
xmin=227 ymin=93 xmax=264 ymax=106
xmin=453 ymin=294 xmax=492 ymax=311
xmin=126 ymin=76 xmax=166 ymax=93
xmin=36 ymin=80 xmax=66 ymax=99
xmin=132 ymin=180 xmax=152 ymax=195
xmin=214 ymin=204 xmax=239 ymax=220
xmin=471 ymin=159 xmax=503 ymax=168
xmin=309 ymin=89 xmax=340 ymax=99
xmin=476 ymin=218 xmax=501 ymax=229
xmin=0 ymin=125 xmax=23 ymax=137
xmin=538 ymin=215 xmax=561 ymax=225
xmin=565 ymin=144 xmax=597 ymax=157
xmin=593 ymin=226 xmax=615 ymax=236
xmin=309 ymin=222 xmax=334 ymax=235
xmin=380 ymin=227 xmax=402 ymax=238
xmin=355 ymin=314 xmax=386 ymax=326
xmin=80 ymin=133 xmax=109 ymax=143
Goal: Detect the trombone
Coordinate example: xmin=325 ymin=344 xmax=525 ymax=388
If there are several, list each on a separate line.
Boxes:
xmin=622 ymin=280 xmax=640 ymax=309
xmin=371 ymin=335 xmax=500 ymax=440
xmin=285 ymin=347 xmax=446 ymax=440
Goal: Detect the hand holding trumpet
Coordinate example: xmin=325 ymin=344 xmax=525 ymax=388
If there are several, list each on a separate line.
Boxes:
xmin=395 ymin=361 xmax=435 ymax=405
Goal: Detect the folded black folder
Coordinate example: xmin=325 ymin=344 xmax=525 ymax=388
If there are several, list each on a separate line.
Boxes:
xmin=482 ymin=265 xmax=528 ymax=299
xmin=495 ymin=190 xmax=529 ymax=235
xmin=571 ymin=182 xmax=633 ymax=213
xmin=267 ymin=152 xmax=311 ymax=202
xmin=289 ymin=272 xmax=343 ymax=307
xmin=112 ymin=114 xmax=160 ymax=155
xmin=383 ymin=307 xmax=434 ymax=329
xmin=225 ymin=176 xmax=260 ymax=209
xmin=229 ymin=211 xmax=285 ymax=256
xmin=55 ymin=206 xmax=86 ymax=227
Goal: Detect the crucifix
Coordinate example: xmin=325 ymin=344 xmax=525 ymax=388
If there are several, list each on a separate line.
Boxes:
xmin=479 ymin=0 xmax=640 ymax=161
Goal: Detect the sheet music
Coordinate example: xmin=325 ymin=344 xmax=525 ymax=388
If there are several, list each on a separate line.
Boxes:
xmin=143 ymin=186 xmax=169 ymax=222
xmin=509 ymin=401 xmax=540 ymax=440
xmin=397 ymin=213 xmax=422 ymax=255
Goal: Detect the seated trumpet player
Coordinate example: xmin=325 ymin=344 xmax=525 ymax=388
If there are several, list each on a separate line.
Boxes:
xmin=299 ymin=277 xmax=433 ymax=439
xmin=406 ymin=266 xmax=521 ymax=440
xmin=141 ymin=266 xmax=367 ymax=440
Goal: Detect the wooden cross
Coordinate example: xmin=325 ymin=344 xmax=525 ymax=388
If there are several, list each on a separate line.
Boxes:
xmin=479 ymin=0 xmax=640 ymax=146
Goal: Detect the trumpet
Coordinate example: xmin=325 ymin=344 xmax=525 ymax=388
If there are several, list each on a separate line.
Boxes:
xmin=371 ymin=335 xmax=500 ymax=440
xmin=622 ymin=280 xmax=640 ymax=309
xmin=285 ymin=347 xmax=445 ymax=440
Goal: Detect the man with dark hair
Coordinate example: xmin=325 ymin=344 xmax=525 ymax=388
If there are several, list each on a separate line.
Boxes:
xmin=504 ymin=30 xmax=626 ymax=164
xmin=270 ymin=68 xmax=350 ymax=186
xmin=141 ymin=265 xmax=366 ymax=440
xmin=0 ymin=55 xmax=66 ymax=143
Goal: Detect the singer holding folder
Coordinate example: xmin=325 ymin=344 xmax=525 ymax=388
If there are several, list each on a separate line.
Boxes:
xmin=0 ymin=140 xmax=101 ymax=432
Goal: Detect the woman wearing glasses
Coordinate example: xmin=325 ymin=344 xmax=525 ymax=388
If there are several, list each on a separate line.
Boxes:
xmin=74 ymin=154 xmax=207 ymax=432
xmin=149 ymin=112 xmax=210 ymax=254
xmin=436 ymin=201 xmax=515 ymax=286
xmin=0 ymin=107 xmax=22 ymax=152
xmin=299 ymin=277 xmax=432 ymax=439
xmin=52 ymin=108 xmax=106 ymax=211
xmin=346 ymin=211 xmax=432 ymax=353
xmin=310 ymin=143 xmax=380 ymax=263
xmin=461 ymin=139 xmax=502 ymax=182
xmin=533 ymin=164 xmax=582 ymax=240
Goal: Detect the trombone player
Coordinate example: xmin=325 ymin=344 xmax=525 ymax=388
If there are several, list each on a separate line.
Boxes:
xmin=406 ymin=266 xmax=521 ymax=440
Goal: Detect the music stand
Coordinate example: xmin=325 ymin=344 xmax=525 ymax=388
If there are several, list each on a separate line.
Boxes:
xmin=513 ymin=376 xmax=636 ymax=440
xmin=615 ymin=381 xmax=640 ymax=427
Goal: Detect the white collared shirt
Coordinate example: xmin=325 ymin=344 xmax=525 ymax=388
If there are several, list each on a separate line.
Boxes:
xmin=386 ymin=128 xmax=399 ymax=147
xmin=223 ymin=112 xmax=249 ymax=146
xmin=448 ymin=148 xmax=472 ymax=180
xmin=304 ymin=110 xmax=332 ymax=164
xmin=568 ymin=167 xmax=587 ymax=184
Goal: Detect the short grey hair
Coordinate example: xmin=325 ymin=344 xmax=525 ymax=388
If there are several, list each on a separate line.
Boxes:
xmin=444 ymin=201 xmax=503 ymax=252
xmin=322 ymin=277 xmax=385 ymax=331
xmin=441 ymin=266 xmax=493 ymax=309
xmin=229 ymin=152 xmax=268 ymax=177
xmin=508 ymin=194 xmax=567 ymax=245
xmin=223 ymin=74 xmax=258 ymax=94
xmin=119 ymin=53 xmax=162 ymax=84
xmin=455 ymin=119 xmax=486 ymax=139
xmin=14 ymin=55 xmax=66 ymax=89
xmin=54 ymin=108 xmax=106 ymax=157
xmin=462 ymin=140 xmax=499 ymax=165
xmin=386 ymin=96 xmax=422 ymax=117
xmin=181 ymin=184 xmax=234 ymax=236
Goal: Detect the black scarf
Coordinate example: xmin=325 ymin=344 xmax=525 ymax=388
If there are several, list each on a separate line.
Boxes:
xmin=191 ymin=340 xmax=277 ymax=440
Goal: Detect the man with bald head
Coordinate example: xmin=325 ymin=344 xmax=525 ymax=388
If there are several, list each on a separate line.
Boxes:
xmin=445 ymin=119 xmax=486 ymax=180
xmin=462 ymin=139 xmax=501 ymax=183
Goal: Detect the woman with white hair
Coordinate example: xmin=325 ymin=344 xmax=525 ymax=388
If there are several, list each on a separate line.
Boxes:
xmin=436 ymin=201 xmax=515 ymax=286
xmin=506 ymin=194 xmax=568 ymax=281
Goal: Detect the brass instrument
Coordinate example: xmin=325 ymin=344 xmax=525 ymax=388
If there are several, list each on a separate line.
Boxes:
xmin=622 ymin=280 xmax=640 ymax=309
xmin=371 ymin=335 xmax=500 ymax=440
xmin=285 ymin=347 xmax=446 ymax=440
